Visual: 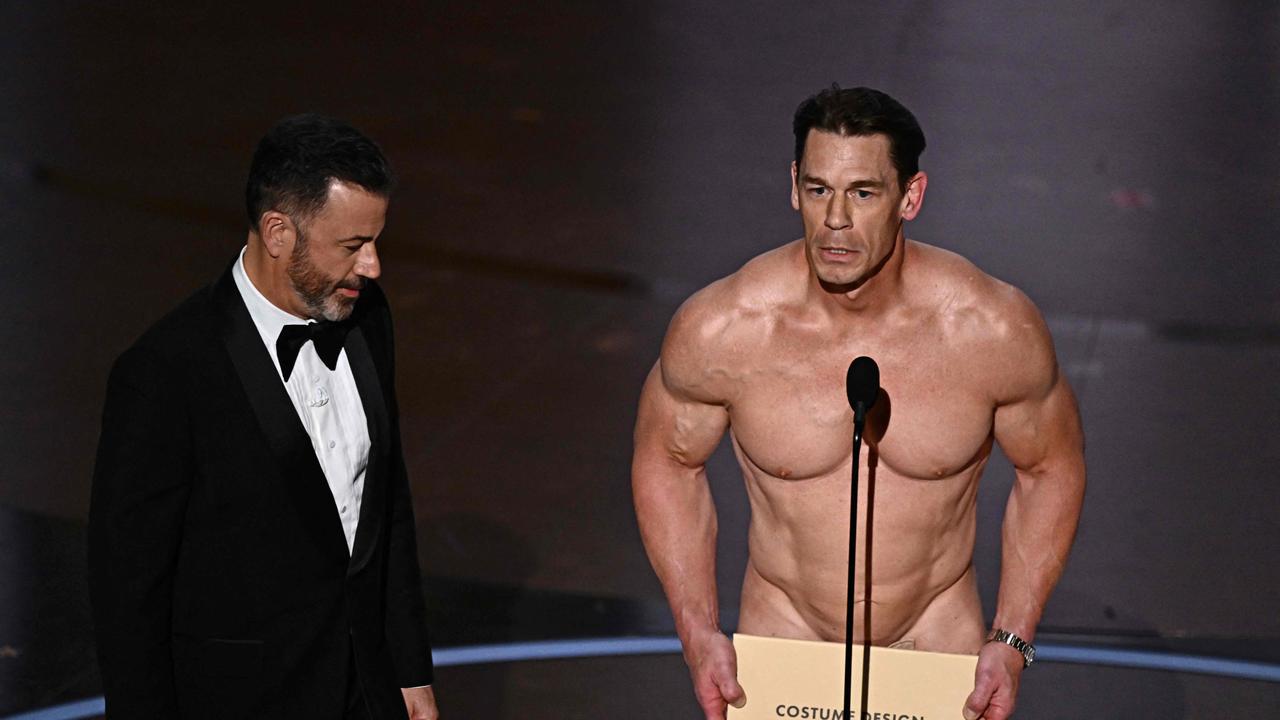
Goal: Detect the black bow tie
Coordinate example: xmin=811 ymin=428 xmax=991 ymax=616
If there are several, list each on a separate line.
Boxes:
xmin=276 ymin=321 xmax=350 ymax=381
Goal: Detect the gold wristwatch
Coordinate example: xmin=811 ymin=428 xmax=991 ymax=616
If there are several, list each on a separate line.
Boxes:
xmin=986 ymin=628 xmax=1036 ymax=667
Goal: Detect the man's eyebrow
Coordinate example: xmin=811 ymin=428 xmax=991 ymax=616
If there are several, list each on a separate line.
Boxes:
xmin=848 ymin=178 xmax=886 ymax=189
xmin=800 ymin=173 xmax=885 ymax=189
xmin=339 ymin=235 xmax=376 ymax=243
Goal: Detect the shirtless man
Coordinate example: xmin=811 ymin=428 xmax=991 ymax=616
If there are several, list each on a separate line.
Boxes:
xmin=632 ymin=86 xmax=1085 ymax=720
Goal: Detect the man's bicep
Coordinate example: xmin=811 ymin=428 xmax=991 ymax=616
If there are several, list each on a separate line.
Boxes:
xmin=987 ymin=290 xmax=1083 ymax=473
xmin=634 ymin=361 xmax=729 ymax=472
xmin=91 ymin=352 xmax=193 ymax=540
xmin=994 ymin=369 xmax=1083 ymax=474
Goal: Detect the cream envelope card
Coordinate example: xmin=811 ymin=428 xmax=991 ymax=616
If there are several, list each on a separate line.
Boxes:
xmin=728 ymin=634 xmax=977 ymax=719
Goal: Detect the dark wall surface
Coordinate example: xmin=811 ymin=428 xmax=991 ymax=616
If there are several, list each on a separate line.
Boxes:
xmin=1 ymin=2 xmax=1277 ymax=716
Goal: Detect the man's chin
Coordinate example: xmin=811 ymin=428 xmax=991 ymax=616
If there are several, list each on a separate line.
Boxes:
xmin=319 ymin=297 xmax=356 ymax=322
xmin=815 ymin=269 xmax=868 ymax=291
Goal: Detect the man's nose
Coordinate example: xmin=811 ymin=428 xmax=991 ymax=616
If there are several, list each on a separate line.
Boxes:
xmin=355 ymin=243 xmax=381 ymax=280
xmin=824 ymin=194 xmax=852 ymax=230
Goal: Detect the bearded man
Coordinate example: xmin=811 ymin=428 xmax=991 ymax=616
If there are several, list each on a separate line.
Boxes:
xmin=89 ymin=115 xmax=439 ymax=720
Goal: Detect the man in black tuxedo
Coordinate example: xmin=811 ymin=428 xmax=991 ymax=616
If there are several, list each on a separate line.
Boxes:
xmin=89 ymin=115 xmax=439 ymax=720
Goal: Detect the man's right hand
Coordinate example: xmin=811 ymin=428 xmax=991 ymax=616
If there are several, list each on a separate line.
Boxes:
xmin=685 ymin=630 xmax=746 ymax=720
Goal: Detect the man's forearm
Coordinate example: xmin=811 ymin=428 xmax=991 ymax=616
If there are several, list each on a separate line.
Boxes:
xmin=633 ymin=459 xmax=723 ymax=645
xmin=992 ymin=461 xmax=1086 ymax=640
xmin=384 ymin=446 xmax=435 ymax=687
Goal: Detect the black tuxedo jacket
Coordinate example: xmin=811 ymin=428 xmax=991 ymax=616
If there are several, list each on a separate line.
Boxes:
xmin=89 ymin=263 xmax=433 ymax=719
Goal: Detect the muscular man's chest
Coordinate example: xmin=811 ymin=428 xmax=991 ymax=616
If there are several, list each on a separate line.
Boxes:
xmin=727 ymin=342 xmax=994 ymax=482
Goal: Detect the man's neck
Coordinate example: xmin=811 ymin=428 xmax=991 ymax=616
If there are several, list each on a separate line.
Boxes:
xmin=242 ymin=235 xmax=307 ymax=320
xmin=806 ymin=234 xmax=910 ymax=319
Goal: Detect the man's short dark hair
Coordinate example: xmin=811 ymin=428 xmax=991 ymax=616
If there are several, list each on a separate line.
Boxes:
xmin=245 ymin=114 xmax=395 ymax=230
xmin=793 ymin=85 xmax=926 ymax=191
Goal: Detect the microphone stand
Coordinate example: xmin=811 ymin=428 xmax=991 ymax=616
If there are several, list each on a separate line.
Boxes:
xmin=842 ymin=409 xmax=872 ymax=720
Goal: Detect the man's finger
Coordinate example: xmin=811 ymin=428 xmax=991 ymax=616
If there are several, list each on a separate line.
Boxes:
xmin=720 ymin=675 xmax=746 ymax=708
xmin=963 ymin=677 xmax=993 ymax=720
xmin=696 ymin=681 xmax=729 ymax=720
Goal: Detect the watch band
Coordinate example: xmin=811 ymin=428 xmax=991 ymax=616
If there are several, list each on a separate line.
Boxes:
xmin=987 ymin=628 xmax=1036 ymax=667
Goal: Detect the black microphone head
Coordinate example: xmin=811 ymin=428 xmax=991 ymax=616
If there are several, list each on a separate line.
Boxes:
xmin=845 ymin=356 xmax=880 ymax=412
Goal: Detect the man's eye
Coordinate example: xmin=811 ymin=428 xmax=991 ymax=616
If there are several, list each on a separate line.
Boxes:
xmin=854 ymin=190 xmax=872 ymax=199
xmin=808 ymin=187 xmax=827 ymax=196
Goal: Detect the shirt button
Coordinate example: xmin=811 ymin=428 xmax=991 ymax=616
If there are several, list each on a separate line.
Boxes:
xmin=329 ymin=440 xmax=336 ymax=449
xmin=341 ymin=505 xmax=348 ymax=514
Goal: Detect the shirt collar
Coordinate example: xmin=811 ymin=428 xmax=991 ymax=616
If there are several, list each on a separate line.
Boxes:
xmin=232 ymin=246 xmax=311 ymax=369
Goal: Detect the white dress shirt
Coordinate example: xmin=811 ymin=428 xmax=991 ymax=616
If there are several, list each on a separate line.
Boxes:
xmin=232 ymin=248 xmax=368 ymax=554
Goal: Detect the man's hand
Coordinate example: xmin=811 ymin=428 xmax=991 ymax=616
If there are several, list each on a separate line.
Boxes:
xmin=401 ymin=686 xmax=439 ymax=720
xmin=962 ymin=642 xmax=1024 ymax=720
xmin=685 ymin=630 xmax=746 ymax=720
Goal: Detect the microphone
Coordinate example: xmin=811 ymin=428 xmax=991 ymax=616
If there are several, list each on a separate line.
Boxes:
xmin=842 ymin=355 xmax=879 ymax=720
xmin=845 ymin=356 xmax=880 ymax=427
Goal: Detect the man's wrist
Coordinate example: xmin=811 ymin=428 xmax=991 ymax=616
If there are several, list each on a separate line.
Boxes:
xmin=986 ymin=628 xmax=1036 ymax=667
xmin=676 ymin=612 xmax=722 ymax=644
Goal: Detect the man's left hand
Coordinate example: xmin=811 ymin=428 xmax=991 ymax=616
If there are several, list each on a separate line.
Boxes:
xmin=962 ymin=642 xmax=1024 ymax=720
xmin=402 ymin=686 xmax=439 ymax=720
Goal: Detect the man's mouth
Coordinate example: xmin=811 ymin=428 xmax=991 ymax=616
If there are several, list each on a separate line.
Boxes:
xmin=819 ymin=246 xmax=858 ymax=260
xmin=336 ymin=283 xmax=364 ymax=299
xmin=335 ymin=280 xmax=366 ymax=299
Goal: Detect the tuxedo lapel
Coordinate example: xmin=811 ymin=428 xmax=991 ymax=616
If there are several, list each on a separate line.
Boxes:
xmin=345 ymin=324 xmax=389 ymax=576
xmin=213 ymin=268 xmax=349 ymax=560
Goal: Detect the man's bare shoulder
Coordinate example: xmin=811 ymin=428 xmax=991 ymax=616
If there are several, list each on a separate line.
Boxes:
xmin=908 ymin=241 xmax=1057 ymax=400
xmin=659 ymin=242 xmax=805 ymax=402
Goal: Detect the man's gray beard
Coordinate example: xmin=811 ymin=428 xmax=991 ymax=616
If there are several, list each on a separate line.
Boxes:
xmin=287 ymin=231 xmax=355 ymax=322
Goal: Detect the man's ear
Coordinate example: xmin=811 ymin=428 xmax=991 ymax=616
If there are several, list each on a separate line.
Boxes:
xmin=790 ymin=161 xmax=800 ymax=211
xmin=900 ymin=171 xmax=928 ymax=221
xmin=259 ymin=211 xmax=297 ymax=259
